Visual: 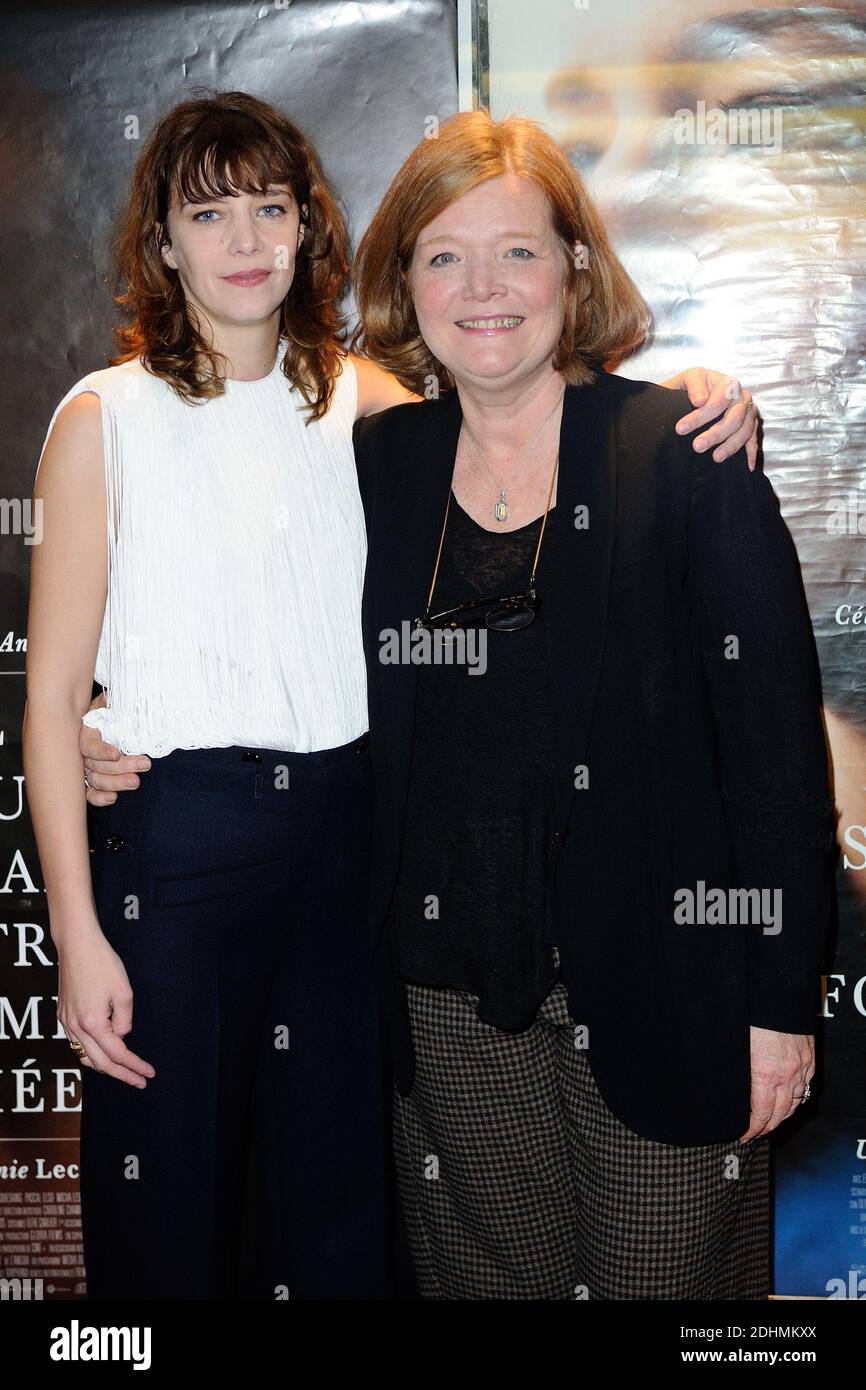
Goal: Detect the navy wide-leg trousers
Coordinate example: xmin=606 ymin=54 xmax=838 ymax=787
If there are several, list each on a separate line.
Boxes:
xmin=80 ymin=735 xmax=393 ymax=1300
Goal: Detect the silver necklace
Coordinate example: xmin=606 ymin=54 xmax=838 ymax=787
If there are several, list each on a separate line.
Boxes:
xmin=460 ymin=386 xmax=565 ymax=523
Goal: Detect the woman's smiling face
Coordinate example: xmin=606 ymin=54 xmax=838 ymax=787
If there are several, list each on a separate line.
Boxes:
xmin=407 ymin=171 xmax=570 ymax=392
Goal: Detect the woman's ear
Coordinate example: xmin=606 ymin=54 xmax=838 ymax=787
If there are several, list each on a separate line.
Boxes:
xmin=157 ymin=224 xmax=178 ymax=272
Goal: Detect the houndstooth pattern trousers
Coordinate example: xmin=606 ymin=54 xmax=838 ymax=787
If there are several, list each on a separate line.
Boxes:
xmin=392 ymin=978 xmax=771 ymax=1300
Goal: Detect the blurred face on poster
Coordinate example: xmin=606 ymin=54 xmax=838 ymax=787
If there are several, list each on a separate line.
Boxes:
xmin=536 ymin=2 xmax=864 ymax=413
xmin=489 ymin=0 xmax=865 ymax=872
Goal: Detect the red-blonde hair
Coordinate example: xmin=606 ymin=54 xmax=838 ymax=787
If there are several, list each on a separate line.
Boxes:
xmin=352 ymin=109 xmax=651 ymax=394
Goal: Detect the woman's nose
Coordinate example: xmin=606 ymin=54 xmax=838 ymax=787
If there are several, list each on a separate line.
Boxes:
xmin=226 ymin=219 xmax=265 ymax=255
xmin=462 ymin=264 xmax=506 ymax=300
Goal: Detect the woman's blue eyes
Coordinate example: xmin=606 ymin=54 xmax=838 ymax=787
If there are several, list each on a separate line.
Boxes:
xmin=429 ymin=247 xmax=536 ymax=266
xmin=192 ymin=204 xmax=287 ymax=222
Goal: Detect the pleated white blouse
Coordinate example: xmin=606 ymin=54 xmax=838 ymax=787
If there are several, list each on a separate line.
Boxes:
xmin=34 ymin=340 xmax=369 ymax=756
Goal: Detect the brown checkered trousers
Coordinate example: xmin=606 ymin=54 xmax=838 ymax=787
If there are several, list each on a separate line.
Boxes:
xmin=392 ymin=978 xmax=771 ymax=1300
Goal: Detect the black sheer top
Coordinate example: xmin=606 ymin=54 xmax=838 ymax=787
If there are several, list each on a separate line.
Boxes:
xmin=387 ymin=491 xmax=560 ymax=1031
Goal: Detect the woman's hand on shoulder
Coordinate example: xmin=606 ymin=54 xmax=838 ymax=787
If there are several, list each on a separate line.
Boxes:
xmin=350 ymin=353 xmax=423 ymax=419
xmin=661 ymin=367 xmax=760 ymax=470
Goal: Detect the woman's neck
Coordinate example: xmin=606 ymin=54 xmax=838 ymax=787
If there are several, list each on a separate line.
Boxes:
xmin=219 ymin=330 xmax=283 ymax=382
xmin=191 ymin=307 xmax=283 ymax=382
xmin=455 ymin=366 xmax=565 ymax=459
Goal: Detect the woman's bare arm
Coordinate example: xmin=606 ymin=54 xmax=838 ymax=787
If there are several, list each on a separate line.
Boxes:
xmin=350 ymin=352 xmax=422 ymax=417
xmin=24 ymin=393 xmax=110 ymax=938
xmin=23 ymin=392 xmax=154 ymax=1086
xmin=351 ymin=349 xmax=760 ymax=464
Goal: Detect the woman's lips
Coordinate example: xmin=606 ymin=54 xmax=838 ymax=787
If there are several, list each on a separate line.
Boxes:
xmin=223 ymin=270 xmax=272 ymax=287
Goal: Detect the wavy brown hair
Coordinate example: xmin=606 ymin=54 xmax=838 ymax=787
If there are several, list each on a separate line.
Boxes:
xmin=351 ymin=109 xmax=651 ymax=395
xmin=110 ymin=89 xmax=350 ymax=421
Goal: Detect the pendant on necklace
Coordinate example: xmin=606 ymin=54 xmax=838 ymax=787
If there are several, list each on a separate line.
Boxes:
xmin=495 ymin=490 xmax=509 ymax=523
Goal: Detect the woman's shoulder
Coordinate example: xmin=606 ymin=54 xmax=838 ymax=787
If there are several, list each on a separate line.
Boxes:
xmin=350 ymin=389 xmax=447 ymax=518
xmin=353 ymin=384 xmax=449 ymax=452
xmin=49 ymin=354 xmax=161 ymax=420
xmin=584 ymin=370 xmax=700 ymax=485
xmin=36 ymin=356 xmax=166 ymax=486
xmin=594 ymin=367 xmax=690 ymax=426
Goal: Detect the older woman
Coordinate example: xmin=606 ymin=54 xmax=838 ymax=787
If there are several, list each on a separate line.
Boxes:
xmin=348 ymin=111 xmax=835 ymax=1300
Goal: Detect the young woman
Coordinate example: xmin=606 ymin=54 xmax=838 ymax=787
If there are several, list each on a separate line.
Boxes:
xmin=56 ymin=93 xmax=756 ymax=1300
xmin=24 ymin=90 xmax=413 ymax=1301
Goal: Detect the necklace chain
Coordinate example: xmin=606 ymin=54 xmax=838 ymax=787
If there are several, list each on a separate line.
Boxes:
xmin=459 ymin=386 xmax=565 ymax=522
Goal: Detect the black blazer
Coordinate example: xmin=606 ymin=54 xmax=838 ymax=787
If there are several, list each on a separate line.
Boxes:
xmin=353 ymin=369 xmax=836 ymax=1146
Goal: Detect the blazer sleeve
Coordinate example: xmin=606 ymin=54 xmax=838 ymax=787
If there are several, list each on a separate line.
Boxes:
xmin=686 ymin=435 xmax=836 ymax=1034
xmin=352 ymin=406 xmax=408 ymax=532
xmin=352 ymin=415 xmax=376 ymax=532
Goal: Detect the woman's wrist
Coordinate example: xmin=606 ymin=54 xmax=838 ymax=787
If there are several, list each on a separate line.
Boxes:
xmin=50 ymin=908 xmax=105 ymax=950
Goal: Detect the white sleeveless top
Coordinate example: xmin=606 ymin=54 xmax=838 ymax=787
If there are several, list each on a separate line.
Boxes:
xmin=34 ymin=340 xmax=369 ymax=756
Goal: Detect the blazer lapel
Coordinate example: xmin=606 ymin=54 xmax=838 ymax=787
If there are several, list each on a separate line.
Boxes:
xmin=547 ymin=373 xmax=618 ymax=844
xmin=367 ymin=390 xmax=463 ymax=877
